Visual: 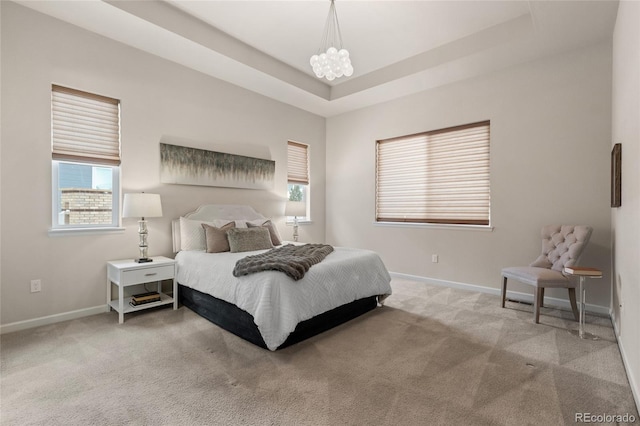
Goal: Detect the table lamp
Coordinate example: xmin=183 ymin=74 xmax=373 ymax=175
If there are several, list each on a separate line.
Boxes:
xmin=284 ymin=201 xmax=306 ymax=242
xmin=123 ymin=193 xmax=163 ymax=262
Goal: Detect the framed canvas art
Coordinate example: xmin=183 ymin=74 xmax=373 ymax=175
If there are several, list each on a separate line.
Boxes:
xmin=611 ymin=143 xmax=621 ymax=207
xmin=160 ymin=143 xmax=275 ymax=190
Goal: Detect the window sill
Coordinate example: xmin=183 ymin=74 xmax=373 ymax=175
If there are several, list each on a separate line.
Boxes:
xmin=373 ymin=222 xmax=493 ymax=231
xmin=49 ymin=227 xmax=126 ymax=237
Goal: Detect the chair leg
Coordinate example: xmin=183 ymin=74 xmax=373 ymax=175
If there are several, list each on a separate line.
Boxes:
xmin=533 ymin=288 xmax=543 ymax=324
xmin=539 ymin=288 xmax=545 ymax=308
xmin=568 ymin=288 xmax=579 ymax=321
xmin=501 ymin=277 xmax=507 ymax=308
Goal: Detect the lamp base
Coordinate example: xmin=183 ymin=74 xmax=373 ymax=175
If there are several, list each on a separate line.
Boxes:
xmin=135 ymin=258 xmax=153 ymax=263
xmin=292 ymin=216 xmax=299 ymax=242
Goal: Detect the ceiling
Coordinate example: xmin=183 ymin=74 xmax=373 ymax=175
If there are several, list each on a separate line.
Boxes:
xmin=16 ymin=0 xmax=619 ymax=117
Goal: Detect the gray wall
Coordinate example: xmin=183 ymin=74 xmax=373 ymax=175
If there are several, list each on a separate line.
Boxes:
xmin=0 ymin=2 xmax=326 ymax=325
xmin=326 ymin=41 xmax=613 ymax=309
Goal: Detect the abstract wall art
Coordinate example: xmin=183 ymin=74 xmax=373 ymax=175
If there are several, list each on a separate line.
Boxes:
xmin=160 ymin=143 xmax=275 ymax=190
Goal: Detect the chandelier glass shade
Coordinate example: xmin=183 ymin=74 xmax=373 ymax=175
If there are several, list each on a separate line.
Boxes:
xmin=309 ymin=0 xmax=353 ymax=81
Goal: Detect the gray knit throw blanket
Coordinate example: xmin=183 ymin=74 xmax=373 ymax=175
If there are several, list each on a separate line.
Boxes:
xmin=233 ymin=244 xmax=334 ymax=281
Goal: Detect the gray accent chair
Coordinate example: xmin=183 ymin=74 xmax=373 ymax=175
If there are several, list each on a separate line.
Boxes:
xmin=501 ymin=225 xmax=593 ymax=323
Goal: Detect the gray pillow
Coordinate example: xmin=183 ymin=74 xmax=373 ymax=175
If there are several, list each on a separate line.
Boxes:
xmin=201 ymin=222 xmax=235 ymax=253
xmin=227 ymin=227 xmax=273 ymax=253
xmin=246 ymin=219 xmax=282 ymax=246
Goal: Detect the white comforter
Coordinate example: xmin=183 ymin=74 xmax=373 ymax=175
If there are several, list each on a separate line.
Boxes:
xmin=176 ymin=245 xmax=392 ymax=350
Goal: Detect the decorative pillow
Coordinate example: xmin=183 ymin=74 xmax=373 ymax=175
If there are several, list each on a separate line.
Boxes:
xmin=227 ymin=227 xmax=273 ymax=253
xmin=179 ymin=217 xmax=234 ymax=251
xmin=201 ymin=222 xmax=235 ymax=253
xmin=246 ymin=219 xmax=282 ymax=246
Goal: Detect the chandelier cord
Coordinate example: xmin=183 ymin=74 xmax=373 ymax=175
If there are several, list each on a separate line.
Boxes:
xmin=331 ymin=1 xmax=344 ymax=50
xmin=318 ymin=0 xmax=343 ymax=53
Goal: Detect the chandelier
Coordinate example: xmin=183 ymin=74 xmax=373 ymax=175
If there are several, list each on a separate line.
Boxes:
xmin=309 ymin=0 xmax=353 ymax=81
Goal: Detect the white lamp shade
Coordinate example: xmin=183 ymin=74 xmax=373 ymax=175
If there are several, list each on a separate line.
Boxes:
xmin=123 ymin=193 xmax=163 ymax=218
xmin=285 ymin=201 xmax=306 ymax=217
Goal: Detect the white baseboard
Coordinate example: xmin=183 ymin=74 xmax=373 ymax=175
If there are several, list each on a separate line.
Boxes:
xmin=610 ymin=309 xmax=640 ymax=413
xmin=0 ymin=305 xmax=108 ymax=335
xmin=389 ymin=271 xmax=610 ymax=316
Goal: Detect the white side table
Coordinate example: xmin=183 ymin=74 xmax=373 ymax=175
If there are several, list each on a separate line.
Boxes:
xmin=107 ymin=256 xmax=177 ymax=323
xmin=564 ymin=266 xmax=602 ymax=340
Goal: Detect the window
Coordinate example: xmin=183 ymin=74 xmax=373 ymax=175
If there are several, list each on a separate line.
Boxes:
xmin=51 ymin=85 xmax=121 ymax=230
xmin=376 ymin=121 xmax=490 ymax=226
xmin=287 ymin=141 xmax=309 ymax=220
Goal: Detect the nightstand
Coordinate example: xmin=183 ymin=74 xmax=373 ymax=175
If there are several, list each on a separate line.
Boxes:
xmin=107 ymin=256 xmax=177 ymax=323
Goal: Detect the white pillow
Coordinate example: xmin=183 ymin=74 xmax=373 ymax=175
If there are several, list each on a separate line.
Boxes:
xmin=179 ymin=217 xmax=234 ymax=251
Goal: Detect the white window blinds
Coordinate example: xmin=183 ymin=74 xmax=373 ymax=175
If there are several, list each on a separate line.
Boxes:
xmin=52 ymin=85 xmax=121 ymax=165
xmin=376 ymin=121 xmax=490 ymax=225
xmin=287 ymin=141 xmax=309 ymax=185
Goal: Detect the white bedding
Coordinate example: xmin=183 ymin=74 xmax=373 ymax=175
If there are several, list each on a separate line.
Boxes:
xmin=176 ymin=245 xmax=392 ymax=350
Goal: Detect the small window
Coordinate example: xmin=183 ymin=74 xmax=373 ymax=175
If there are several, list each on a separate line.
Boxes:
xmin=51 ymin=85 xmax=121 ymax=229
xmin=287 ymin=141 xmax=309 ymax=220
xmin=376 ymin=121 xmax=490 ymax=226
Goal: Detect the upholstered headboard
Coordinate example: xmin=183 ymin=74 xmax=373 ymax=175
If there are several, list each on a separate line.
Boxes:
xmin=172 ymin=204 xmax=266 ymax=253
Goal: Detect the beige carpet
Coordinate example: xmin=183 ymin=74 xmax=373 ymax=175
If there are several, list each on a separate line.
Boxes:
xmin=1 ymin=278 xmax=638 ymax=425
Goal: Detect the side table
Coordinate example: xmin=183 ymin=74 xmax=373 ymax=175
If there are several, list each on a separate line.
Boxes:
xmin=564 ymin=266 xmax=602 ymax=340
xmin=107 ymin=256 xmax=177 ymax=323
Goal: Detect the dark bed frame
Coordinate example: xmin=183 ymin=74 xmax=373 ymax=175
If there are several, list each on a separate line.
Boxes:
xmin=179 ymin=284 xmax=378 ymax=350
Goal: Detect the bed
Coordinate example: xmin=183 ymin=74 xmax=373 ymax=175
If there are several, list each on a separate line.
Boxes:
xmin=173 ymin=204 xmax=392 ymax=350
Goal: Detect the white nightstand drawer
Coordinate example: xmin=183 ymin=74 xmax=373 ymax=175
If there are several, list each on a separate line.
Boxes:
xmin=121 ymin=265 xmax=174 ymax=285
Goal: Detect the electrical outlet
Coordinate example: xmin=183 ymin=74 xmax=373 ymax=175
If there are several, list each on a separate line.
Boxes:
xmin=30 ymin=279 xmax=41 ymax=293
xmin=431 ymin=254 xmax=438 ymax=263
